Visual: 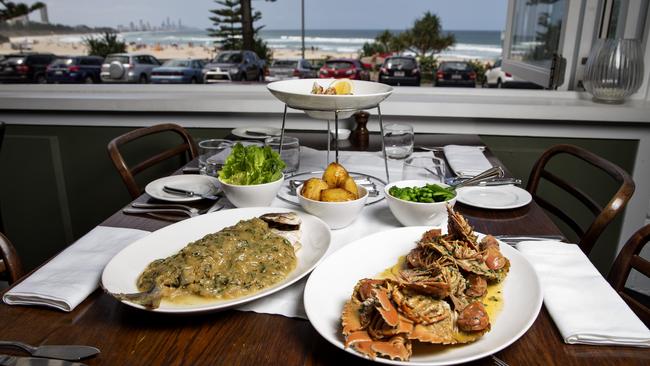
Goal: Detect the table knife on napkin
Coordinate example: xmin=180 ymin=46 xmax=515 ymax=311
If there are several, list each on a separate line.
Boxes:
xmin=0 ymin=355 xmax=87 ymax=366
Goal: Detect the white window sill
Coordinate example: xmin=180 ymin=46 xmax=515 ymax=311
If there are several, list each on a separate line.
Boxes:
xmin=1 ymin=84 xmax=649 ymax=124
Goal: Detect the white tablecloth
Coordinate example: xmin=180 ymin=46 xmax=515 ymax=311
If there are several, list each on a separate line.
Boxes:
xmin=238 ymin=147 xmax=432 ymax=318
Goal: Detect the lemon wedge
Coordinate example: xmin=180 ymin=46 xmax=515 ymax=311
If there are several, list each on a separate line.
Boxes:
xmin=332 ymin=79 xmax=352 ymax=95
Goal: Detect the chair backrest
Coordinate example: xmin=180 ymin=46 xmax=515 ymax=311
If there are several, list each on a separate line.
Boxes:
xmin=107 ymin=123 xmax=198 ymax=199
xmin=526 ymin=144 xmax=635 ymax=254
xmin=0 ymin=232 xmax=24 ymax=285
xmin=607 ymin=224 xmax=650 ymax=326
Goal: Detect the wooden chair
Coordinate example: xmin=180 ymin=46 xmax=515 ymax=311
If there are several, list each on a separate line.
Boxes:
xmin=0 ymin=121 xmax=5 ymax=234
xmin=607 ymin=224 xmax=650 ymax=326
xmin=108 ymin=123 xmax=198 ymax=199
xmin=526 ymin=144 xmax=635 ymax=254
xmin=0 ymin=232 xmax=24 ymax=285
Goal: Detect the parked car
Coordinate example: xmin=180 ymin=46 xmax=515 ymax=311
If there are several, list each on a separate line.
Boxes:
xmin=100 ymin=54 xmax=161 ymax=83
xmin=378 ymin=56 xmax=420 ymax=86
xmin=203 ymin=51 xmax=264 ymax=82
xmin=318 ymin=59 xmax=370 ymax=80
xmin=266 ymin=59 xmax=317 ymax=81
xmin=46 ymin=56 xmax=104 ymax=84
xmin=150 ymin=59 xmax=205 ymax=84
xmin=484 ymin=59 xmax=542 ymax=89
xmin=434 ymin=61 xmax=476 ymax=87
xmin=0 ymin=53 xmax=56 ymax=83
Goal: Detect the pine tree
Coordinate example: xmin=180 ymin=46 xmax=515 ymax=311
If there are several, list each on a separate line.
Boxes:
xmin=206 ymin=0 xmax=242 ymax=50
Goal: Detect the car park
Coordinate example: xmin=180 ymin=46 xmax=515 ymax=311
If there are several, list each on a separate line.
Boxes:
xmin=150 ymin=59 xmax=205 ymax=84
xmin=318 ymin=59 xmax=370 ymax=80
xmin=203 ymin=51 xmax=264 ymax=83
xmin=100 ymin=54 xmax=161 ymax=83
xmin=266 ymin=59 xmax=317 ymax=81
xmin=434 ymin=61 xmax=476 ymax=87
xmin=46 ymin=56 xmax=104 ymax=84
xmin=0 ymin=53 xmax=56 ymax=83
xmin=484 ymin=59 xmax=542 ymax=89
xmin=378 ymin=56 xmax=420 ymax=86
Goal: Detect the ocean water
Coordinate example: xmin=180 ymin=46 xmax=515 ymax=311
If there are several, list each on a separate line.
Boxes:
xmin=60 ymin=29 xmax=503 ymax=60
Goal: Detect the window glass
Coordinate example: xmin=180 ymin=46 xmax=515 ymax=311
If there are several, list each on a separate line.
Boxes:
xmin=441 ymin=62 xmax=471 ymax=71
xmin=52 ymin=58 xmax=74 ymax=66
xmin=325 ymin=61 xmax=354 ymax=70
xmin=509 ymin=0 xmax=566 ymax=69
xmin=216 ymin=53 xmax=242 ymax=63
xmin=301 ymin=60 xmax=312 ymax=69
xmin=271 ymin=60 xmax=297 ymax=68
xmin=164 ymin=59 xmax=190 ymax=67
xmin=385 ymin=58 xmax=416 ymax=69
xmin=105 ymin=55 xmax=129 ymax=64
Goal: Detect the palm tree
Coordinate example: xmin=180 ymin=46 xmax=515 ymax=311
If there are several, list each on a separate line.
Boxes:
xmin=0 ymin=1 xmax=45 ymax=22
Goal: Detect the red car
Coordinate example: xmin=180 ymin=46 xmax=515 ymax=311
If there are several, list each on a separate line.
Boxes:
xmin=318 ymin=59 xmax=370 ymax=80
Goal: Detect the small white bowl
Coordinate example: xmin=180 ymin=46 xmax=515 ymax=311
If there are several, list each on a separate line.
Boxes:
xmin=297 ymin=184 xmax=368 ymax=229
xmin=384 ymin=180 xmax=457 ymax=227
xmin=329 ymin=128 xmax=351 ymax=140
xmin=218 ymin=175 xmax=284 ymax=208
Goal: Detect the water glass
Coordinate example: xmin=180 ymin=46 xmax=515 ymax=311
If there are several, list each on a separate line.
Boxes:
xmin=198 ymin=139 xmax=233 ymax=177
xmin=402 ymin=156 xmax=446 ymax=183
xmin=265 ymin=136 xmax=300 ymax=174
xmin=383 ymin=123 xmax=414 ymax=159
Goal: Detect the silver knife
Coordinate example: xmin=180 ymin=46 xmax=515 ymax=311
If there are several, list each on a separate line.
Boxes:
xmin=445 ymin=177 xmax=521 ymax=186
xmin=0 ymin=355 xmax=87 ymax=366
xmin=162 ymin=186 xmax=221 ymax=200
xmin=0 ymin=343 xmax=99 ymax=361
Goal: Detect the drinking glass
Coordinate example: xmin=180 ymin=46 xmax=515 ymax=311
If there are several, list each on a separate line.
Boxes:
xmin=198 ymin=139 xmax=233 ymax=177
xmin=402 ymin=156 xmax=446 ymax=183
xmin=383 ymin=123 xmax=414 ymax=159
xmin=265 ymin=136 xmax=300 ymax=174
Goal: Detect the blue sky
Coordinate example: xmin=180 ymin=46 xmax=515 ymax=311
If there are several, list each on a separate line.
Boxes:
xmin=34 ymin=0 xmax=507 ymax=31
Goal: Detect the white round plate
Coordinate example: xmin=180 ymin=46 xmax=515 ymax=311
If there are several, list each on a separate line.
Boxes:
xmin=267 ymin=79 xmax=393 ymax=120
xmin=145 ymin=175 xmax=220 ymax=202
xmin=231 ymin=126 xmax=282 ymax=139
xmin=304 ymin=226 xmax=542 ymax=365
xmin=456 ymin=185 xmax=532 ymax=210
xmin=102 ymin=207 xmax=331 ymax=313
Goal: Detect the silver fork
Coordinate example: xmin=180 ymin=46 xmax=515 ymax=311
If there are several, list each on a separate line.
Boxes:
xmin=491 ymin=355 xmax=510 ymax=366
xmin=495 ymin=235 xmax=565 ymax=247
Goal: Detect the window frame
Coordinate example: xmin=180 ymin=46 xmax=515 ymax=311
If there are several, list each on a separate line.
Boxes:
xmin=502 ymin=0 xmax=583 ymax=90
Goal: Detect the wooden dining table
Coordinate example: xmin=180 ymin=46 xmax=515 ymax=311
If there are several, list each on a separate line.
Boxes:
xmin=1 ymin=132 xmax=648 ymax=366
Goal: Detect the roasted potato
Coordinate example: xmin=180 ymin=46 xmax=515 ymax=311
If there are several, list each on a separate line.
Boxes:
xmin=320 ymin=188 xmax=357 ymax=202
xmin=323 ymin=162 xmax=349 ymax=188
xmin=341 ymin=176 xmax=359 ymax=199
xmin=300 ymin=178 xmax=329 ymax=201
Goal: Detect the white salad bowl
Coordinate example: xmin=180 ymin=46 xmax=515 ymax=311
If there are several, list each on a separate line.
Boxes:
xmin=267 ymin=79 xmax=393 ymax=120
xmin=218 ymin=175 xmax=284 ymax=208
xmin=296 ymin=184 xmax=368 ymax=229
xmin=384 ymin=180 xmax=457 ymax=227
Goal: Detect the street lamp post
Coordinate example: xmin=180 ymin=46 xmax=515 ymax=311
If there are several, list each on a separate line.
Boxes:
xmin=301 ymin=0 xmax=305 ymax=59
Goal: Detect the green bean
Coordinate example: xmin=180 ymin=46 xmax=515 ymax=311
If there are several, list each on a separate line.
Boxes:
xmin=388 ymin=184 xmax=456 ymax=203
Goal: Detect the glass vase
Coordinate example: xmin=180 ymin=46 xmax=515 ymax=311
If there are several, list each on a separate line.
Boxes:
xmin=583 ymin=38 xmax=643 ymax=104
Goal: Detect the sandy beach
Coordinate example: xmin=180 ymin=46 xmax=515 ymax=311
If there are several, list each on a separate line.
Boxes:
xmin=2 ymin=33 xmax=360 ymax=60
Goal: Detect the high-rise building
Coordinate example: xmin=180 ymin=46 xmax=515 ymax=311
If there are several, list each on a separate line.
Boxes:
xmin=39 ymin=5 xmax=49 ymax=24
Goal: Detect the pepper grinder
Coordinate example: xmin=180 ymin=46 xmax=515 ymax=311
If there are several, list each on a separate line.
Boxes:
xmin=350 ymin=111 xmax=369 ymax=150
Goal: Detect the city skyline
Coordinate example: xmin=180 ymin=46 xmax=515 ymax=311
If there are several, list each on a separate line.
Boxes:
xmin=28 ymin=0 xmax=507 ymax=31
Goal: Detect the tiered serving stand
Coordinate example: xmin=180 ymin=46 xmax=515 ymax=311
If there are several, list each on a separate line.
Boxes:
xmin=266 ymin=79 xmax=394 ymax=182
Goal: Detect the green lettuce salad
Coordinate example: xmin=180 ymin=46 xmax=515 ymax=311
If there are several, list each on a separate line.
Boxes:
xmin=218 ymin=143 xmax=285 ymax=185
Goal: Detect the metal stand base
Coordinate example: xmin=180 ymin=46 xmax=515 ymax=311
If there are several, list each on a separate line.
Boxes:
xmin=279 ymin=104 xmax=390 ymax=182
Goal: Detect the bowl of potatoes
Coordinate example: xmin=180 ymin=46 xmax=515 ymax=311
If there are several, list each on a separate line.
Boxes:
xmin=297 ymin=162 xmax=368 ymax=229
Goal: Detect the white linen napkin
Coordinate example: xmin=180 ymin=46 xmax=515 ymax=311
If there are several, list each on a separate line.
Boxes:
xmin=3 ymin=226 xmax=150 ymax=312
xmin=517 ymin=241 xmax=650 ymax=347
xmin=443 ymin=145 xmax=492 ymax=178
